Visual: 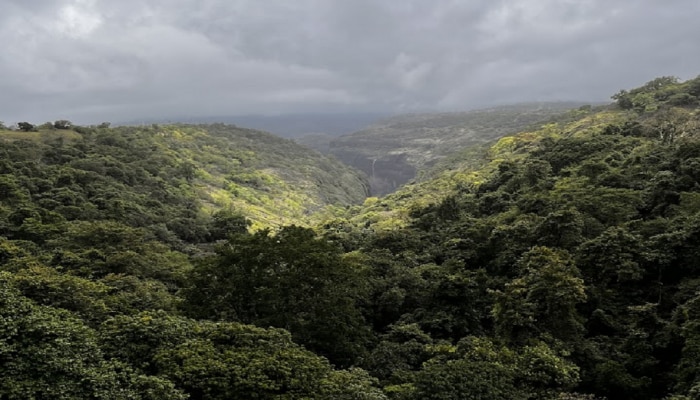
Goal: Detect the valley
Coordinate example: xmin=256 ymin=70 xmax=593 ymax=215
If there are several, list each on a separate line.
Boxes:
xmin=323 ymin=102 xmax=589 ymax=195
xmin=1 ymin=75 xmax=700 ymax=399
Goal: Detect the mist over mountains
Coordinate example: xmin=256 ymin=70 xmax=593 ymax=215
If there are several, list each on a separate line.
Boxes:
xmin=119 ymin=112 xmax=389 ymax=138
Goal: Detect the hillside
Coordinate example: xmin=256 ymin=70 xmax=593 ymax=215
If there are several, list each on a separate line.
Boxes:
xmin=327 ymin=102 xmax=588 ymax=195
xmin=317 ymin=75 xmax=700 ymax=399
xmin=0 ymin=122 xmax=380 ymax=398
xmin=0 ymin=123 xmax=368 ymax=233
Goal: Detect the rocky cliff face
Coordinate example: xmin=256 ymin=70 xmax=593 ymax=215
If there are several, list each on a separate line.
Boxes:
xmin=330 ymin=150 xmax=416 ymax=195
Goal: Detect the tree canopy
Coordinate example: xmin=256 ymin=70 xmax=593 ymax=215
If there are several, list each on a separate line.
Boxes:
xmin=2 ymin=76 xmax=700 ymax=398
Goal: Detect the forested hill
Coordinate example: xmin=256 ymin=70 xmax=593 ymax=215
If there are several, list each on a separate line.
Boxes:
xmin=319 ymin=75 xmax=700 ymax=399
xmin=0 ymin=121 xmax=381 ymax=398
xmin=3 ymin=75 xmax=700 ymax=399
xmin=0 ymin=123 xmax=368 ymax=232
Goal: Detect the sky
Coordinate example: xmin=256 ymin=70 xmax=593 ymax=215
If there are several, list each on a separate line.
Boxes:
xmin=1 ymin=0 xmax=699 ymax=125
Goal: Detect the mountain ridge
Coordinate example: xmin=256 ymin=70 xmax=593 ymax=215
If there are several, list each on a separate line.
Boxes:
xmin=325 ymin=101 xmax=592 ymax=195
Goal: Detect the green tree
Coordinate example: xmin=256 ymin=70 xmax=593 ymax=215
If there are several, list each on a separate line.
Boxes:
xmin=183 ymin=226 xmax=372 ymax=366
xmin=537 ymin=208 xmax=584 ymax=249
xmin=577 ymin=227 xmax=645 ymax=286
xmin=493 ymin=247 xmax=587 ymax=344
xmin=53 ymin=120 xmax=73 ymax=129
xmin=362 ymin=323 xmax=435 ymax=384
xmin=207 ymin=208 xmax=249 ymax=240
xmin=0 ymin=273 xmax=154 ymax=399
xmin=7 ymin=265 xmax=109 ymax=323
xmin=16 ymin=122 xmax=35 ymax=132
xmin=100 ymin=311 xmax=385 ymax=399
xmin=411 ymin=337 xmax=579 ymax=400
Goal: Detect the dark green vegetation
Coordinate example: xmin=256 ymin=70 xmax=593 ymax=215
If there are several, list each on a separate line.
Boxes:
xmin=325 ymin=102 xmax=587 ymax=195
xmin=2 ymin=75 xmax=700 ymax=398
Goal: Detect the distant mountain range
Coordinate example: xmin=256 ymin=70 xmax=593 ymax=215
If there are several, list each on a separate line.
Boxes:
xmin=120 ymin=112 xmax=388 ymax=138
xmin=323 ymin=102 xmax=593 ymax=195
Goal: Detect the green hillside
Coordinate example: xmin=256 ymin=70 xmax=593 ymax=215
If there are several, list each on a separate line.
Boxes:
xmin=317 ymin=75 xmax=700 ymax=399
xmin=2 ymin=75 xmax=700 ymax=399
xmin=0 ymin=123 xmax=368 ymax=233
xmin=0 ymin=122 xmax=383 ymax=399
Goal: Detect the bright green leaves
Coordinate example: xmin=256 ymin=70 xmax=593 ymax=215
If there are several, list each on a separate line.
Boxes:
xmin=153 ymin=331 xmax=330 ymax=399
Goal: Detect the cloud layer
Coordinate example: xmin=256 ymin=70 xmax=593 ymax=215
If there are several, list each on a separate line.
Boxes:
xmin=1 ymin=0 xmax=699 ymax=123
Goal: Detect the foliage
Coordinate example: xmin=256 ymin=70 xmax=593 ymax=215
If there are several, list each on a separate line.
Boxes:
xmin=612 ymin=76 xmax=700 ymax=112
xmin=17 ymin=122 xmax=36 ymax=132
xmin=0 ymin=273 xmax=157 ymax=399
xmin=493 ymin=247 xmax=586 ymax=345
xmin=2 ymin=76 xmax=700 ymax=398
xmin=182 ymin=225 xmax=372 ymax=366
xmin=54 ymin=120 xmax=73 ymax=129
xmin=99 ymin=311 xmax=386 ymax=399
xmin=323 ymin=76 xmax=700 ymax=399
xmin=410 ymin=337 xmax=579 ymax=400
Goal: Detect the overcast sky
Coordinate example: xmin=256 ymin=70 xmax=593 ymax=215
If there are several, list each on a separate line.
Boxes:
xmin=1 ymin=0 xmax=699 ymax=124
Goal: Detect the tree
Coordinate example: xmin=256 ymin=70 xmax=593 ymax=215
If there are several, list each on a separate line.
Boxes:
xmin=17 ymin=122 xmax=35 ymax=132
xmin=0 ymin=273 xmax=151 ymax=399
xmin=612 ymin=90 xmax=634 ymax=110
xmin=99 ymin=311 xmax=385 ymax=399
xmin=362 ymin=323 xmax=435 ymax=383
xmin=207 ymin=208 xmax=249 ymax=241
xmin=54 ymin=120 xmax=73 ymax=129
xmin=537 ymin=208 xmax=584 ymax=249
xmin=577 ymin=227 xmax=645 ymax=287
xmin=673 ymin=292 xmax=700 ymax=396
xmin=8 ymin=265 xmax=110 ymax=323
xmin=411 ymin=337 xmax=579 ymax=400
xmin=319 ymin=368 xmax=388 ymax=399
xmin=154 ymin=329 xmax=324 ymax=399
xmin=648 ymin=107 xmax=694 ymax=144
xmin=182 ymin=226 xmax=372 ymax=366
xmin=642 ymin=76 xmax=679 ymax=91
xmin=493 ymin=247 xmax=587 ymax=344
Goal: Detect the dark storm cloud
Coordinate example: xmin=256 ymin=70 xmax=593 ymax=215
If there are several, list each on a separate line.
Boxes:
xmin=1 ymin=0 xmax=699 ymax=124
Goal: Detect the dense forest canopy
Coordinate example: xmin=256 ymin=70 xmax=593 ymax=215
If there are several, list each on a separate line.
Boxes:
xmin=1 ymin=75 xmax=700 ymax=399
